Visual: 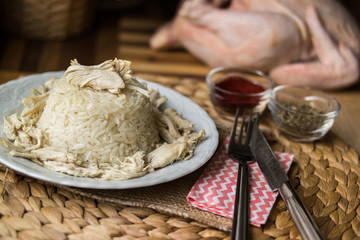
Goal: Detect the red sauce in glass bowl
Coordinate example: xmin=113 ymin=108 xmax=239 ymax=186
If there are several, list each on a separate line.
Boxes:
xmin=213 ymin=76 xmax=265 ymax=114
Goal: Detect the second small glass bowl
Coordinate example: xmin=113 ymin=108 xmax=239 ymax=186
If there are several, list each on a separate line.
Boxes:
xmin=268 ymin=85 xmax=340 ymax=142
xmin=206 ymin=67 xmax=274 ymax=122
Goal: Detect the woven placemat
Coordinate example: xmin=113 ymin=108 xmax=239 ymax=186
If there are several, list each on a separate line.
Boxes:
xmin=1 ymin=73 xmax=360 ymax=239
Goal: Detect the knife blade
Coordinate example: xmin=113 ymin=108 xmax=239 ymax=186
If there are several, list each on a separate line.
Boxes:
xmin=250 ymin=124 xmax=324 ymax=240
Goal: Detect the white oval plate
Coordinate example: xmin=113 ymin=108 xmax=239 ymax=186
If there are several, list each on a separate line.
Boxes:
xmin=0 ymin=71 xmax=218 ymax=189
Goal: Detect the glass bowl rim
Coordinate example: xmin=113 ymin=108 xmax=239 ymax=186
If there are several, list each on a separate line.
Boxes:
xmin=270 ymin=85 xmax=341 ymax=117
xmin=206 ymin=66 xmax=274 ymax=97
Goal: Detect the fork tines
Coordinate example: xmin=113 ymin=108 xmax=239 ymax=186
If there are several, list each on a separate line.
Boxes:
xmin=229 ymin=108 xmax=258 ymax=147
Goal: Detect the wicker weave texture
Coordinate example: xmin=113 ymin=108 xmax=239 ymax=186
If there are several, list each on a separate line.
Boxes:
xmin=0 ymin=74 xmax=360 ymax=239
xmin=134 ymin=74 xmax=360 ymax=239
xmin=0 ymin=0 xmax=95 ymax=39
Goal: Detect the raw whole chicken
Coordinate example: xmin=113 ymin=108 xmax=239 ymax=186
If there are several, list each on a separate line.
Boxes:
xmin=150 ymin=0 xmax=360 ymax=90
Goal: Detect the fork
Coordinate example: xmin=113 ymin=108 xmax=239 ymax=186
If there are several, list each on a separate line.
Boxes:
xmin=228 ymin=108 xmax=256 ymax=240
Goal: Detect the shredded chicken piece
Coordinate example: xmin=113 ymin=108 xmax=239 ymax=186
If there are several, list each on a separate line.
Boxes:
xmin=10 ymin=146 xmax=77 ymax=163
xmin=155 ymin=110 xmax=181 ymax=143
xmin=149 ymin=89 xmax=167 ymax=108
xmin=0 ymin=138 xmax=23 ymax=152
xmin=164 ymin=108 xmax=195 ymax=134
xmin=19 ymin=85 xmax=50 ymax=126
xmin=177 ymin=129 xmax=206 ymax=147
xmin=146 ymin=142 xmax=190 ymax=170
xmin=126 ymin=84 xmax=150 ymax=97
xmin=65 ymin=59 xmax=132 ymax=94
xmin=102 ymin=151 xmax=148 ymax=179
xmin=3 ymin=115 xmax=20 ymax=140
xmin=65 ymin=59 xmax=151 ymax=96
xmin=3 ymin=114 xmax=43 ymax=150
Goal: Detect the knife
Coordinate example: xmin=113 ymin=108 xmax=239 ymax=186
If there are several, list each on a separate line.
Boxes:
xmin=250 ymin=124 xmax=324 ymax=240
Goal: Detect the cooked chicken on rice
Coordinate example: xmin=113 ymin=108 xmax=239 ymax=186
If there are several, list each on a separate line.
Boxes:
xmin=0 ymin=59 xmax=205 ymax=180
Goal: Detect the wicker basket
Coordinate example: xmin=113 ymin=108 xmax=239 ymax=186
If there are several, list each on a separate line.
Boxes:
xmin=0 ymin=0 xmax=96 ymax=40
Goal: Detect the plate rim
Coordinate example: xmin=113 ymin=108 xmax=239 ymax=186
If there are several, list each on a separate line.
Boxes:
xmin=0 ymin=71 xmax=219 ymax=189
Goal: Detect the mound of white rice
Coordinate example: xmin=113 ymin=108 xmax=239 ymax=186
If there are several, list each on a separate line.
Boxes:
xmin=36 ymin=77 xmax=160 ymax=164
xmin=1 ymin=59 xmax=206 ymax=180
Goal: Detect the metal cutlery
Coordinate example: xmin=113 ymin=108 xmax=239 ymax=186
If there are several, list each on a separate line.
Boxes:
xmin=250 ymin=123 xmax=324 ymax=240
xmin=228 ymin=108 xmax=257 ymax=240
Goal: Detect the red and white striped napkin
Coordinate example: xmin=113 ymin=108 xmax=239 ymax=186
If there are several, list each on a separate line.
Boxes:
xmin=187 ymin=137 xmax=294 ymax=227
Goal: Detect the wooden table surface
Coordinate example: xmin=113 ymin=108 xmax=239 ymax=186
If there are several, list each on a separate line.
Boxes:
xmin=0 ymin=1 xmax=359 ymax=155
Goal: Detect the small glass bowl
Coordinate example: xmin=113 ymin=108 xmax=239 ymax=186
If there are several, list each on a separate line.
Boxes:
xmin=206 ymin=67 xmax=274 ymax=122
xmin=268 ymin=85 xmax=340 ymax=142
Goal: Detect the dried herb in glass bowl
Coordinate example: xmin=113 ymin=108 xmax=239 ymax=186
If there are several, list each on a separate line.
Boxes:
xmin=276 ymin=101 xmax=325 ymax=134
xmin=268 ymin=85 xmax=340 ymax=142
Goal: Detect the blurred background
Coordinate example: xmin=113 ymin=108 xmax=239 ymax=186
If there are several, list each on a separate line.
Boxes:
xmin=0 ymin=0 xmax=359 ymax=77
xmin=0 ymin=0 xmax=189 ymax=76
